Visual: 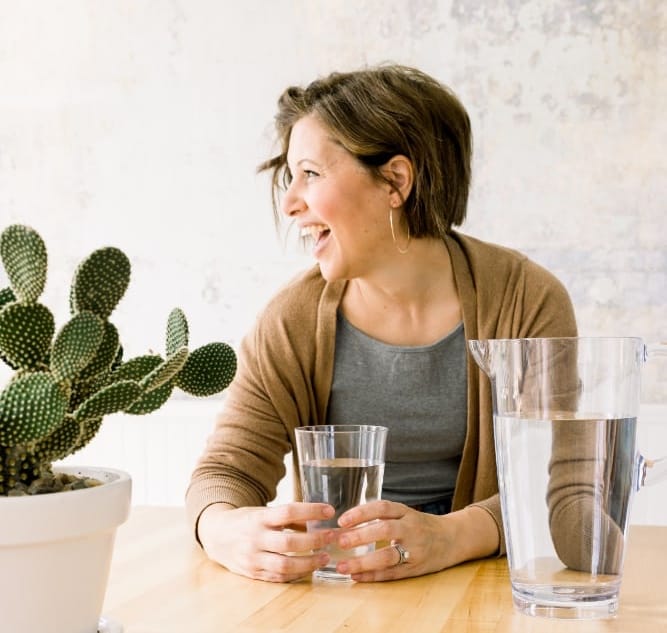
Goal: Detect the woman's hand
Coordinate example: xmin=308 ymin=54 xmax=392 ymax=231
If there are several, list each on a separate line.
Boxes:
xmin=198 ymin=502 xmax=336 ymax=583
xmin=333 ymin=501 xmax=500 ymax=582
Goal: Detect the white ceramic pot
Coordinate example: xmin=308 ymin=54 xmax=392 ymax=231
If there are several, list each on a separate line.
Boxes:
xmin=0 ymin=466 xmax=131 ymax=633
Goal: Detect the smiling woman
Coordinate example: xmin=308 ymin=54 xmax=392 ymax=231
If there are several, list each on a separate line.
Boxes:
xmin=276 ymin=113 xmax=404 ymax=282
xmin=186 ymin=63 xmax=577 ymax=584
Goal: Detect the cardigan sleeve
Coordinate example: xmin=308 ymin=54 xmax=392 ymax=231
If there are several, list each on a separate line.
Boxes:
xmin=184 ymin=321 xmax=294 ymax=539
xmin=185 ymin=270 xmax=330 ymax=540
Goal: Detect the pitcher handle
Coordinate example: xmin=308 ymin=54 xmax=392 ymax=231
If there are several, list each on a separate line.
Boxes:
xmin=639 ymin=342 xmax=666 ymax=489
xmin=646 ymin=342 xmax=667 ymax=359
xmin=638 ymin=455 xmax=667 ymax=489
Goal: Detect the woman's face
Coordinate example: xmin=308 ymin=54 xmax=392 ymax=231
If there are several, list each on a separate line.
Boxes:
xmin=281 ymin=114 xmax=394 ymax=282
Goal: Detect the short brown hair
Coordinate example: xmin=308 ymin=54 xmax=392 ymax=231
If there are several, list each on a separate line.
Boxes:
xmin=258 ymin=64 xmax=472 ymax=238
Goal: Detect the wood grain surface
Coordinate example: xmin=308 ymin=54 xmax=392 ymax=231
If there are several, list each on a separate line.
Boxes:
xmin=103 ymin=507 xmax=667 ymax=633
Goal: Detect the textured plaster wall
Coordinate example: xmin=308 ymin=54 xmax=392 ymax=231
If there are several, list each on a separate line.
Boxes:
xmin=0 ymin=1 xmax=665 ymax=402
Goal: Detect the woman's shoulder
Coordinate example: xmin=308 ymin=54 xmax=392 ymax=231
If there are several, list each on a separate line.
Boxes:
xmin=449 ymin=231 xmax=528 ymax=264
xmin=448 ymin=231 xmax=576 ymax=337
xmin=448 ymin=231 xmax=564 ymax=287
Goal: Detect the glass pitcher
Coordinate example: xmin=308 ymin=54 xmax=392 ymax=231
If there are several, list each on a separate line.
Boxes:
xmin=468 ymin=337 xmax=666 ymax=619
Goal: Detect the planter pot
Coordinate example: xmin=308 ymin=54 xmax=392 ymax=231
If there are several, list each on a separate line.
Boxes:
xmin=0 ymin=466 xmax=131 ymax=633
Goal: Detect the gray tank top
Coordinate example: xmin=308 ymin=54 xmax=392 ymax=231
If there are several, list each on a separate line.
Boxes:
xmin=326 ymin=312 xmax=467 ymax=506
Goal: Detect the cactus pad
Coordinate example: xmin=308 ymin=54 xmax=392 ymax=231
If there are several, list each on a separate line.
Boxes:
xmin=77 ymin=321 xmax=120 ymax=382
xmin=72 ymin=416 xmax=103 ymax=453
xmin=34 ymin=416 xmax=104 ymax=463
xmin=140 ymin=346 xmax=188 ymax=392
xmin=111 ymin=355 xmax=173 ymax=414
xmin=0 ymin=286 xmax=16 ymax=309
xmin=177 ymin=342 xmax=237 ymax=397
xmin=166 ymin=308 xmax=189 ymax=356
xmin=34 ymin=416 xmax=83 ymax=464
xmin=70 ymin=247 xmax=130 ymax=319
xmin=0 ymin=372 xmax=67 ymax=446
xmin=51 ymin=311 xmax=105 ymax=382
xmin=0 ymin=224 xmax=47 ymax=303
xmin=74 ymin=380 xmax=143 ymax=422
xmin=0 ymin=302 xmax=55 ymax=370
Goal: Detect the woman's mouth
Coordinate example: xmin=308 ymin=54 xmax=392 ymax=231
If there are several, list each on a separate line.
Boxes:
xmin=300 ymin=224 xmax=331 ymax=252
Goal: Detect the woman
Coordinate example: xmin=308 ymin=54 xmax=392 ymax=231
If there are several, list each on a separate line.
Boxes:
xmin=186 ymin=64 xmax=577 ymax=583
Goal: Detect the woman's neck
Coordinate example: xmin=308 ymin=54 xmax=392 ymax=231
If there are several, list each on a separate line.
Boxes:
xmin=340 ymin=237 xmax=462 ymax=346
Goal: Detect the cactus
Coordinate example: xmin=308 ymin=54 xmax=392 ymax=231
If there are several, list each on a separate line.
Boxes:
xmin=0 ymin=224 xmax=237 ymax=495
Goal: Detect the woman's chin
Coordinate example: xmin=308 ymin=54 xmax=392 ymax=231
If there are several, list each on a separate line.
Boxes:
xmin=316 ymin=259 xmax=346 ymax=283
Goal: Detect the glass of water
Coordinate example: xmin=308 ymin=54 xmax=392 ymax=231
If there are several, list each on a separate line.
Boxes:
xmin=294 ymin=424 xmax=387 ymax=583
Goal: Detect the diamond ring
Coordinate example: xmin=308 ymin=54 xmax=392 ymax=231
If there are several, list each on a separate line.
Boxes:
xmin=393 ymin=542 xmax=410 ymax=566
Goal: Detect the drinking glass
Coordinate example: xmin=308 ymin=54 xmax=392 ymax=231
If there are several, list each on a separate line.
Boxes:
xmin=294 ymin=424 xmax=387 ymax=583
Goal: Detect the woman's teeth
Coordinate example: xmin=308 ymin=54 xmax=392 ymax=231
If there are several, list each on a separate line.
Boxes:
xmin=300 ymin=224 xmax=330 ymax=241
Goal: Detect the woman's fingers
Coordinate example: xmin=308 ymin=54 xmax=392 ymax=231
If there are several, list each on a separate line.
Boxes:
xmin=261 ymin=523 xmax=335 ymax=555
xmin=338 ymin=499 xmax=407 ymax=528
xmin=252 ymin=549 xmax=331 ymax=583
xmin=335 ymin=543 xmax=409 ymax=581
xmin=261 ymin=502 xmax=335 ymax=529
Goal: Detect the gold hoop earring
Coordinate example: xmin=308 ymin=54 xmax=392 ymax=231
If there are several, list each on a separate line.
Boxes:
xmin=389 ymin=207 xmax=411 ymax=254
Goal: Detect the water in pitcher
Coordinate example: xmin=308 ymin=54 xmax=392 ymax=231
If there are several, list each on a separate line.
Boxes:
xmin=300 ymin=457 xmax=384 ymax=580
xmin=494 ymin=414 xmax=637 ymax=617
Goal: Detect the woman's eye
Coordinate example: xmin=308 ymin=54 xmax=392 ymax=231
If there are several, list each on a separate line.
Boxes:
xmin=304 ymin=169 xmax=319 ymax=178
xmin=280 ymin=169 xmax=293 ymax=189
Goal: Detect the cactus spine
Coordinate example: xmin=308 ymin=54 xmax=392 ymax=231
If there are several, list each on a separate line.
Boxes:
xmin=0 ymin=224 xmax=237 ymax=495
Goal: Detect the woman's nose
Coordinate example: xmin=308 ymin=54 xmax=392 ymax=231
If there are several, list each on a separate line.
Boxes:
xmin=280 ymin=182 xmax=306 ymax=218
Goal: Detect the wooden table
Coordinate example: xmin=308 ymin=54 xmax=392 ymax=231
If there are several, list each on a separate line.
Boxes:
xmin=103 ymin=507 xmax=667 ymax=633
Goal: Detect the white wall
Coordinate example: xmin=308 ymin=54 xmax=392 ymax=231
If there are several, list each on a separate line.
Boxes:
xmin=1 ymin=2 xmax=665 ymax=510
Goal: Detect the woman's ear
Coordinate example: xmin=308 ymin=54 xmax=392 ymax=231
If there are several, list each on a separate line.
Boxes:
xmin=381 ymin=155 xmax=414 ymax=205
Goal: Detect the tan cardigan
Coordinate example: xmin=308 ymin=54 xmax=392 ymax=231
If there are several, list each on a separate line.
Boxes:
xmin=186 ymin=231 xmax=577 ymax=553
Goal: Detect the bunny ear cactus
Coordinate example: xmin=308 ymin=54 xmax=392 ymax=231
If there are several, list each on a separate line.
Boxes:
xmin=0 ymin=224 xmax=237 ymax=496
